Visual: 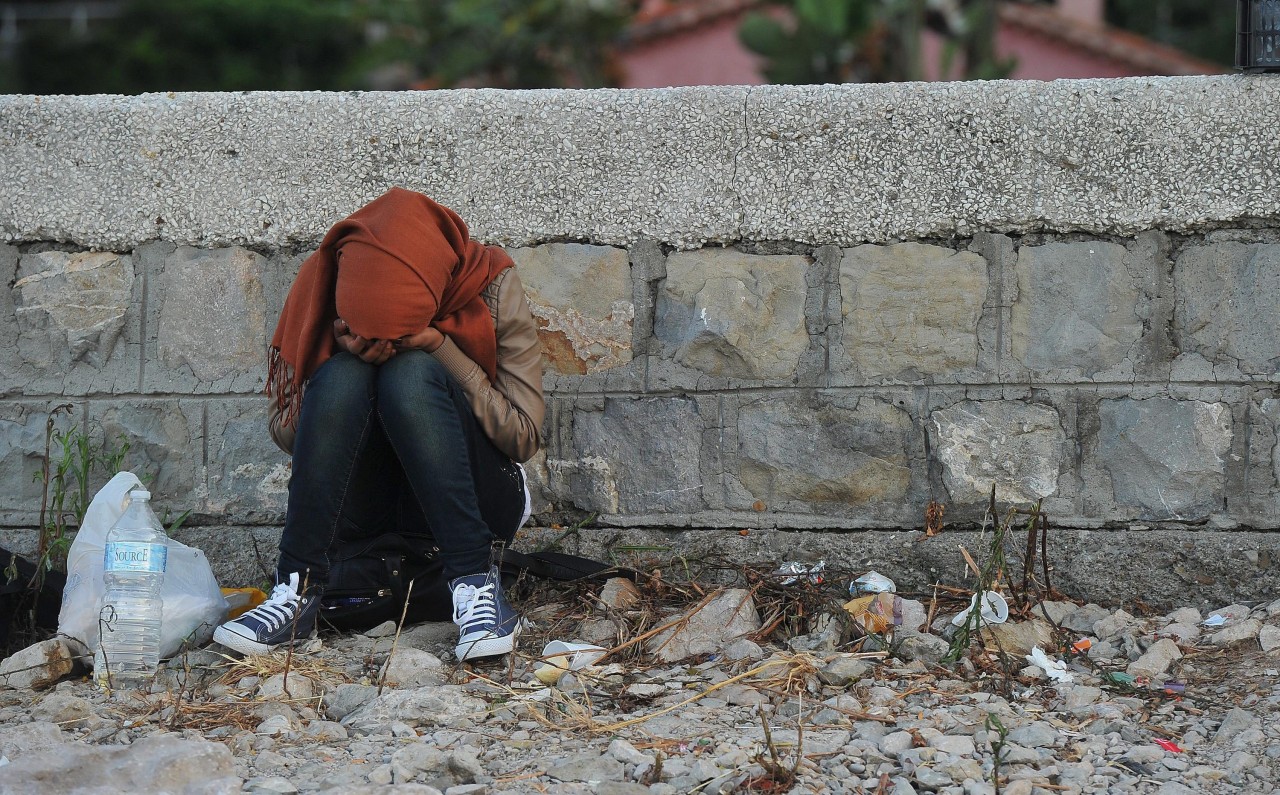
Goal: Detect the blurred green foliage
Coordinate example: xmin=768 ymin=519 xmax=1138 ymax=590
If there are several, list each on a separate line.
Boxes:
xmin=3 ymin=0 xmax=629 ymax=94
xmin=739 ymin=0 xmax=1012 ymax=85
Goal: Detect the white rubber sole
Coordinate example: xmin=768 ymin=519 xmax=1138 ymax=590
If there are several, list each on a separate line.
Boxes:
xmin=456 ymin=620 xmax=524 ymax=662
xmin=212 ymin=624 xmax=277 ymax=656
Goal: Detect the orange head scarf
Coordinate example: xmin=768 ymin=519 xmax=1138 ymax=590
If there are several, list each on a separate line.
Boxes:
xmin=267 ymin=188 xmax=513 ymax=426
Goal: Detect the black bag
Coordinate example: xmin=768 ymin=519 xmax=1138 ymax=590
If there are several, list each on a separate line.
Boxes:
xmin=319 ymin=533 xmax=634 ymax=631
xmin=0 ymin=547 xmax=66 ymax=652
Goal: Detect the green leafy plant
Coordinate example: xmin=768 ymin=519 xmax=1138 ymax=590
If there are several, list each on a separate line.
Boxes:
xmin=985 ymin=712 xmax=1010 ymax=794
xmin=31 ymin=407 xmax=132 ymax=584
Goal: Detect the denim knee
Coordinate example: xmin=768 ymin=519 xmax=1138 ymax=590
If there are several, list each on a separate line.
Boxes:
xmin=301 ymin=353 xmax=377 ymax=423
xmin=377 ymin=351 xmax=454 ymax=418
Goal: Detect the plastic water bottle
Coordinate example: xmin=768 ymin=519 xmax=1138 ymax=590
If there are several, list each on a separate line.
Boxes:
xmin=98 ymin=488 xmax=168 ymax=689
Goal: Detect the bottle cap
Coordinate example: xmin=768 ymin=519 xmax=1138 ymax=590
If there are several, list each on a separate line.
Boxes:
xmin=129 ymin=488 xmax=152 ymax=501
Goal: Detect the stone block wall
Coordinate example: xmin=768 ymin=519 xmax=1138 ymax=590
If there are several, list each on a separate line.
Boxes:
xmin=2 ymin=76 xmax=1280 ymax=547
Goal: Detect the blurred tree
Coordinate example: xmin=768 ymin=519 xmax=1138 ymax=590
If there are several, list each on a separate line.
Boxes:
xmin=739 ymin=0 xmax=1012 ymax=85
xmin=1106 ymin=0 xmax=1234 ymax=67
xmin=370 ymin=0 xmax=630 ymax=88
xmin=3 ymin=0 xmax=630 ymax=94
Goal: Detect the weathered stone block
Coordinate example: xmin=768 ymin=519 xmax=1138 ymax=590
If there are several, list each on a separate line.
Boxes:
xmin=837 ymin=243 xmax=987 ymax=381
xmin=89 ymin=400 xmax=204 ymax=512
xmin=732 ymin=393 xmax=913 ymax=516
xmin=204 ymin=399 xmax=290 ymax=521
xmin=1174 ymin=243 xmax=1280 ymax=377
xmin=1096 ymin=398 xmax=1231 ymax=521
xmin=554 ymin=396 xmax=713 ymax=516
xmin=931 ymin=401 xmax=1066 ymax=505
xmin=145 ymin=246 xmax=269 ymax=394
xmin=1011 ymin=242 xmax=1154 ymax=377
xmin=509 ymin=244 xmax=633 ymax=375
xmin=655 ymin=249 xmax=809 ymax=380
xmin=5 ymin=250 xmax=140 ymax=395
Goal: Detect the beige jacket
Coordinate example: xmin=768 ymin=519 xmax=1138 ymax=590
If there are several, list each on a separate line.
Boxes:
xmin=268 ymin=267 xmax=545 ymax=463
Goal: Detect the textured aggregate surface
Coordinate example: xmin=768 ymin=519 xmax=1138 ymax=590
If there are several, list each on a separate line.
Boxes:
xmin=3 ymin=76 xmax=1280 ymax=251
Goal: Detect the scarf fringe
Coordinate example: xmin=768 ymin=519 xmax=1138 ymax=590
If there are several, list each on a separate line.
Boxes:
xmin=266 ymin=346 xmax=305 ymax=431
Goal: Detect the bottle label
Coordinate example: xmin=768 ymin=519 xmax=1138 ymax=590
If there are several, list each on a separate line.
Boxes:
xmin=104 ymin=542 xmax=167 ymax=573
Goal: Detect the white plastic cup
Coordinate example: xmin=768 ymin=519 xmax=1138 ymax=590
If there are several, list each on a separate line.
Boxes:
xmin=533 ymin=641 xmax=608 ymax=684
xmin=951 ymin=590 xmax=1010 ymax=627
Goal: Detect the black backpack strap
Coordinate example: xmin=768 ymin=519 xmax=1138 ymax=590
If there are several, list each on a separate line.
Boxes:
xmin=498 ymin=549 xmax=637 ymax=582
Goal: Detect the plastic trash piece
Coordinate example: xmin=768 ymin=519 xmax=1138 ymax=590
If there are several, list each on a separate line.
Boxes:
xmin=1202 ymin=614 xmax=1228 ymax=627
xmin=533 ymin=641 xmax=608 ymax=685
xmin=851 ymin=571 xmax=896 ymax=595
xmin=1154 ymin=738 xmax=1184 ymax=753
xmin=222 ymin=587 xmax=268 ymax=620
xmin=843 ymin=593 xmax=906 ymax=634
xmin=952 ymin=590 xmax=1010 ymax=627
xmin=1071 ymin=638 xmax=1092 ymax=654
xmin=773 ymin=560 xmax=825 ymax=586
xmin=1106 ymin=671 xmax=1136 ymax=686
xmin=1025 ymin=646 xmax=1074 ymax=683
xmin=1162 ymin=680 xmax=1186 ymax=694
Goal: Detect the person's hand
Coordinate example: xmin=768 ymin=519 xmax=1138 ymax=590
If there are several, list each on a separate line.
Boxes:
xmin=334 ymin=319 xmax=396 ymax=365
xmin=393 ymin=326 xmax=445 ymax=353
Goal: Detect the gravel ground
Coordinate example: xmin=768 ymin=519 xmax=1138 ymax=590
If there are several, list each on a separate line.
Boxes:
xmin=1 ymin=570 xmax=1278 ymax=795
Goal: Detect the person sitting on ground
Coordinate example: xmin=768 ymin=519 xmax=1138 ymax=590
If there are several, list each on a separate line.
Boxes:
xmin=213 ymin=187 xmax=544 ymax=662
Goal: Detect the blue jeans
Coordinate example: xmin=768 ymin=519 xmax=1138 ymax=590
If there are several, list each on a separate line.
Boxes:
xmin=277 ymin=351 xmax=527 ymax=585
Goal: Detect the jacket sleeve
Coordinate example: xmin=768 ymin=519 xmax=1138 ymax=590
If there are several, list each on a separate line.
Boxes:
xmin=268 ymin=396 xmax=297 ymax=455
xmin=432 ymin=268 xmax=545 ymax=462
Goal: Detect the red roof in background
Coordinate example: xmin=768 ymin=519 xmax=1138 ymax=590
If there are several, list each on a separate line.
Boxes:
xmin=623 ymin=0 xmax=1227 ymax=77
xmin=627 ymin=0 xmax=759 ymax=43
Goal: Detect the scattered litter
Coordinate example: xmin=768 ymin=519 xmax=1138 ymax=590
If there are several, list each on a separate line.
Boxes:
xmin=851 ymin=571 xmax=896 ymax=595
xmin=773 ymin=560 xmax=825 ymax=586
xmin=1202 ymin=615 xmax=1228 ymax=628
xmin=844 ymin=593 xmax=907 ymax=634
xmin=534 ymin=641 xmax=608 ymax=685
xmin=1071 ymin=638 xmax=1092 ymax=654
xmin=1154 ymin=739 xmax=1184 ymax=753
xmin=0 ymin=755 xmax=8 ymax=767
xmin=951 ymin=590 xmax=1009 ymax=626
xmin=222 ymin=587 xmax=268 ymax=619
xmin=1025 ymin=646 xmax=1074 ymax=683
xmin=1106 ymin=672 xmax=1136 ymax=687
xmin=1162 ymin=680 xmax=1186 ymax=694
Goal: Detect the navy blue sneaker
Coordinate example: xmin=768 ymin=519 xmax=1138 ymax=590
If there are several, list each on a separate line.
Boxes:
xmin=450 ymin=567 xmax=522 ymax=661
xmin=213 ymin=572 xmax=321 ymax=655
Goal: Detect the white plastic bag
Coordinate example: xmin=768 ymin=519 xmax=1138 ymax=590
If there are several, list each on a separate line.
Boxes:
xmin=59 ymin=471 xmax=229 ymax=660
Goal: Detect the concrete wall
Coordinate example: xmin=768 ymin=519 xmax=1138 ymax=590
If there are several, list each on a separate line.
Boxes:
xmin=3 ymin=76 xmax=1280 ymax=600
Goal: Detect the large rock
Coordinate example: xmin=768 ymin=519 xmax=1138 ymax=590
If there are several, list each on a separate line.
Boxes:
xmin=647 ymin=589 xmax=762 ymax=662
xmin=1011 ymin=242 xmax=1152 ymax=377
xmin=0 ymin=721 xmax=67 ymax=761
xmin=837 ymin=243 xmax=987 ymax=381
xmin=148 ymin=245 xmax=269 ymax=392
xmin=341 ymin=686 xmax=487 ymax=735
xmin=931 ymin=401 xmax=1065 ymax=505
xmin=1096 ymin=398 xmax=1231 ymax=521
xmin=978 ymin=620 xmax=1055 ymax=657
xmin=1127 ymin=638 xmax=1183 ymax=678
xmin=0 ymin=637 xmax=88 ymax=690
xmin=0 ymin=734 xmax=241 ymax=794
xmin=378 ymin=648 xmax=448 ymax=689
xmin=734 ymin=393 xmax=913 ymax=516
xmin=511 ymin=244 xmax=634 ymax=375
xmin=656 ymin=249 xmax=809 ymax=380
xmin=1175 ymin=243 xmax=1280 ymax=377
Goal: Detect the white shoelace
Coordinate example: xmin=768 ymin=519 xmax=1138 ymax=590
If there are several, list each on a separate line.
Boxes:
xmin=453 ymin=582 xmax=497 ymax=631
xmin=244 ymin=572 xmax=301 ymax=632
